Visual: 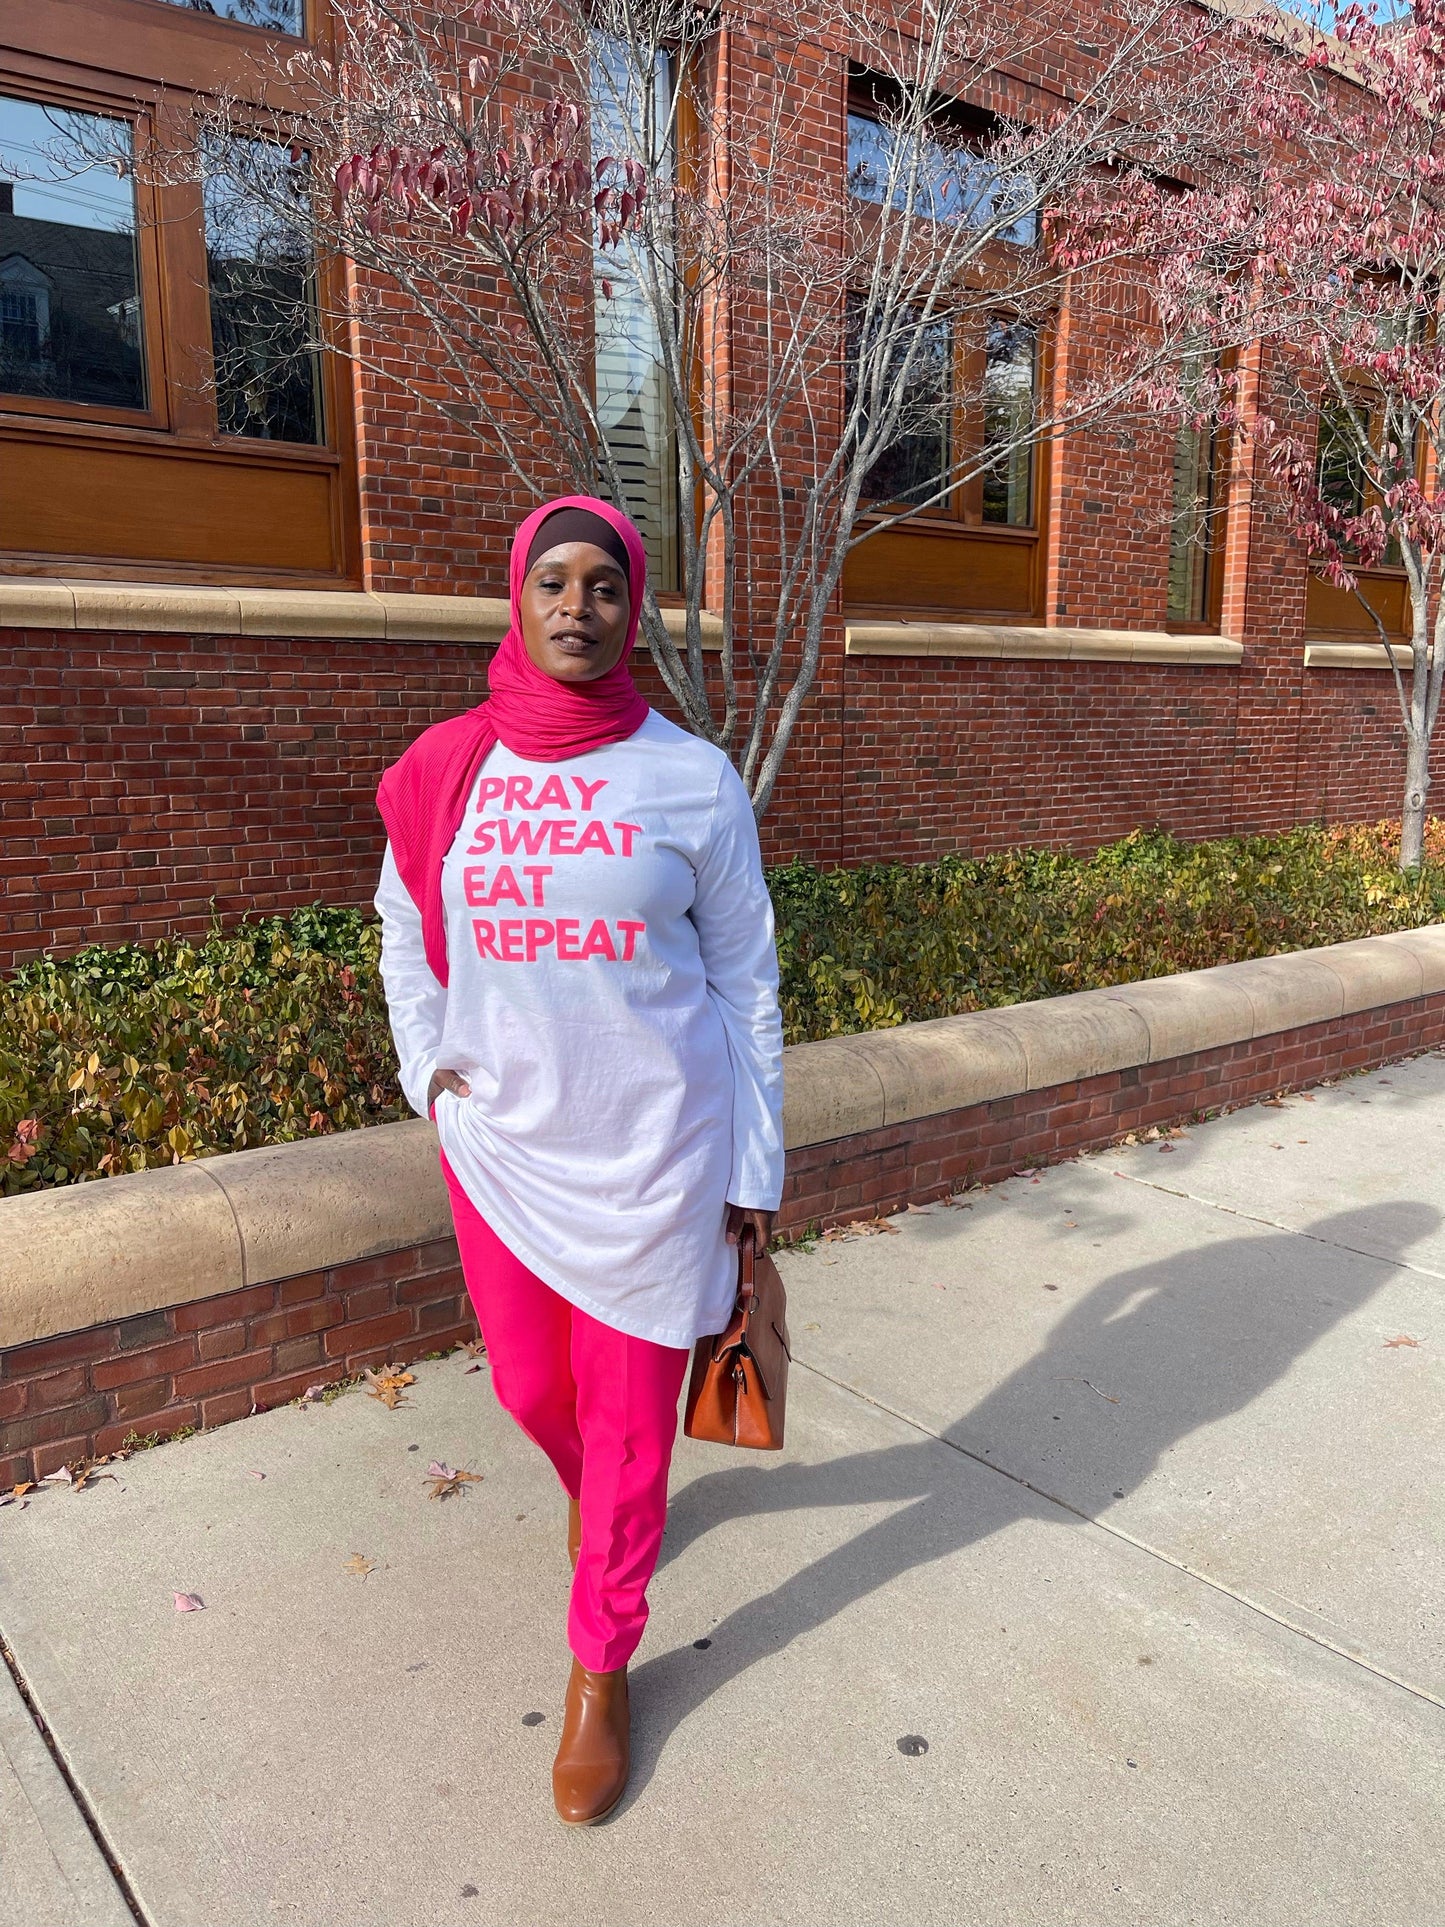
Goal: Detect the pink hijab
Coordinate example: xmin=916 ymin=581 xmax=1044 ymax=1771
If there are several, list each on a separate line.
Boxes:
xmin=376 ymin=496 xmax=651 ymax=985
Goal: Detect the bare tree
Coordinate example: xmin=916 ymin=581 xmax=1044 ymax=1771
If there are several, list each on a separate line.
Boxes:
xmin=142 ymin=0 xmax=1256 ymax=813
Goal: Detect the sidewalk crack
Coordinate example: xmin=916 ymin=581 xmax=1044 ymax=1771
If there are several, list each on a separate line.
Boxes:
xmin=0 ymin=1634 xmax=151 ymax=1924
xmin=1108 ymin=1167 xmax=1445 ymax=1284
xmin=792 ymin=1355 xmax=1445 ymax=1716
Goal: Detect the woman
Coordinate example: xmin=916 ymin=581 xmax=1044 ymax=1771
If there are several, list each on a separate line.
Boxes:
xmin=374 ymin=496 xmax=784 ymax=1825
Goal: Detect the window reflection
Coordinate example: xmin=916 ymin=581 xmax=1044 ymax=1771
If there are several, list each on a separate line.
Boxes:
xmin=847 ymin=113 xmax=1038 ymax=246
xmin=981 ymin=320 xmax=1035 ymax=526
xmin=589 ymin=33 xmax=679 ymax=590
xmin=155 ymin=0 xmax=305 ymax=32
xmin=0 ymin=94 xmax=146 ymax=410
xmin=203 ymin=136 xmax=323 ymax=443
xmin=847 ymin=300 xmax=953 ymax=508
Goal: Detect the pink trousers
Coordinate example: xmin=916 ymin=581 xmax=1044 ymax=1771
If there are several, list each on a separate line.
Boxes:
xmin=442 ymin=1156 xmax=689 ymax=1672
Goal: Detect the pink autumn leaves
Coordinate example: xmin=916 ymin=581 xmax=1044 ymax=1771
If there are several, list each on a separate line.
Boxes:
xmin=332 ymin=100 xmax=647 ymax=249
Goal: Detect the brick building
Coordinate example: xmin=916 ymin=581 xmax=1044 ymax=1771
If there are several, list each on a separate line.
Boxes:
xmin=0 ymin=0 xmax=1415 ymax=969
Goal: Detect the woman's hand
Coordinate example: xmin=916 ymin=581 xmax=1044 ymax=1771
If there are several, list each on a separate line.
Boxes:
xmin=725 ymin=1204 xmax=775 ymax=1253
xmin=426 ymin=1066 xmax=471 ymax=1111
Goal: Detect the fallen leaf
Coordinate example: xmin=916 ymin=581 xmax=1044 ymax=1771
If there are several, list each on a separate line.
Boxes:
xmin=819 ymin=1216 xmax=901 ymax=1242
xmin=464 ymin=1363 xmax=482 ymax=1374
xmin=1383 ymin=1335 xmax=1421 ymax=1349
xmin=1157 ymin=1142 xmax=1175 ymax=1153
xmin=365 ymin=1366 xmax=416 ymax=1410
xmin=173 ymin=1591 xmax=204 ymax=1612
xmin=246 ymin=1470 xmax=266 ymax=1481
xmin=426 ymin=1462 xmax=484 ymax=1501
xmin=343 ymin=1554 xmax=376 ymax=1577
xmin=462 ymin=1339 xmax=487 ymax=1358
xmin=45 ymin=1455 xmax=122 ymax=1492
xmin=302 ymin=1383 xmax=328 ymax=1402
xmin=0 ymin=1481 xmax=34 ymax=1508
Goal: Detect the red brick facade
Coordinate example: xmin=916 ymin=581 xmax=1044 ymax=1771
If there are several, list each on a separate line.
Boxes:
xmin=0 ymin=17 xmax=1423 ymax=967
xmin=0 ymin=626 xmax=1413 ymax=966
xmin=5 ymin=989 xmax=1440 ymax=1487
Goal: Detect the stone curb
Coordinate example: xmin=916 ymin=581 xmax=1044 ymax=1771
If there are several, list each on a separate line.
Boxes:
xmin=4 ymin=926 xmax=1443 ymax=1351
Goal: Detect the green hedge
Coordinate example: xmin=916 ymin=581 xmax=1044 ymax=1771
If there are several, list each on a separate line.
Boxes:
xmin=5 ymin=822 xmax=1444 ymax=1194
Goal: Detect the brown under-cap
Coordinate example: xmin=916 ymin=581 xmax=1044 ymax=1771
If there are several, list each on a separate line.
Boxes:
xmin=524 ymin=506 xmax=631 ymax=580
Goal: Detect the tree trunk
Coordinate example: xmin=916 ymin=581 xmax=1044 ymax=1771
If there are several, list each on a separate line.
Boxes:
xmin=1400 ymin=732 xmax=1431 ymax=871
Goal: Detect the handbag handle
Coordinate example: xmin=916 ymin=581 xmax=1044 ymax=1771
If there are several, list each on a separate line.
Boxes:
xmin=737 ymin=1222 xmax=757 ymax=1312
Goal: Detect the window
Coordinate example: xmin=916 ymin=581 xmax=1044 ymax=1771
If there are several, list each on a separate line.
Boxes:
xmin=1316 ymin=395 xmax=1403 ymax=567
xmin=843 ymin=301 xmax=1045 ymax=620
xmin=0 ymin=1 xmax=359 ymax=585
xmin=0 ymin=95 xmax=145 ymax=410
xmin=1167 ymin=360 xmax=1220 ymax=626
xmin=1316 ymin=397 xmax=1365 ymax=521
xmin=153 ymin=0 xmax=306 ymax=31
xmin=846 ymin=78 xmax=1038 ymax=246
xmin=589 ymin=34 xmax=679 ymax=590
xmin=849 ymin=301 xmax=953 ymax=508
xmin=204 ymin=136 xmax=323 ymax=443
xmin=1167 ymin=414 xmax=1214 ymax=623
xmin=981 ymin=320 xmax=1035 ymax=526
xmin=848 ymin=307 xmax=1037 ymax=527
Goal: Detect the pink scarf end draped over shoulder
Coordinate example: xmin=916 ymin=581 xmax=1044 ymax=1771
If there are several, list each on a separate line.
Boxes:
xmin=376 ymin=497 xmax=651 ymax=985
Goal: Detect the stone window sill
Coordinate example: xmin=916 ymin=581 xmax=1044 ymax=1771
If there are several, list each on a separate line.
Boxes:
xmin=845 ymin=621 xmax=1242 ymax=664
xmin=0 ymin=577 xmax=722 ymax=647
xmin=1303 ymin=640 xmax=1413 ymax=670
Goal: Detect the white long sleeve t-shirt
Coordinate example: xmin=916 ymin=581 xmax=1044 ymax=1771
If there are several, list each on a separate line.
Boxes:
xmin=374 ymin=709 xmax=785 ymax=1350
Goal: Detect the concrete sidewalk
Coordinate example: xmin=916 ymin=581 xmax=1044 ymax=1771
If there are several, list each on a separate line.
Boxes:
xmin=2 ymin=1055 xmax=1444 ymax=1927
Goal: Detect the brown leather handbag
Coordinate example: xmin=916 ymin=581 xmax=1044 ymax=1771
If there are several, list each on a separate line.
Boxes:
xmin=684 ymin=1227 xmax=791 ymax=1450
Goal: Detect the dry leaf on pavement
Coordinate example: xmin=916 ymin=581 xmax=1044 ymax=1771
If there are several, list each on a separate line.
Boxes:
xmin=462 ymin=1339 xmax=487 ymax=1357
xmin=819 ymin=1216 xmax=900 ymax=1243
xmin=173 ymin=1591 xmax=204 ymax=1612
xmin=343 ymin=1554 xmax=377 ymax=1577
xmin=45 ymin=1455 xmax=124 ymax=1491
xmin=365 ymin=1366 xmax=416 ymax=1410
xmin=425 ymin=1461 xmax=484 ymax=1501
xmin=1383 ymin=1335 xmax=1422 ymax=1349
xmin=0 ymin=1482 xmax=35 ymax=1508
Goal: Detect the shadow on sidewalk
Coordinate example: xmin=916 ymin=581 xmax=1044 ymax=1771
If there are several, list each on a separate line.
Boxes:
xmin=628 ymin=1201 xmax=1437 ymax=1805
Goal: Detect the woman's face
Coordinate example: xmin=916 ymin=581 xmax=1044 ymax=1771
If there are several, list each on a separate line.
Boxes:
xmin=518 ymin=541 xmax=631 ymax=683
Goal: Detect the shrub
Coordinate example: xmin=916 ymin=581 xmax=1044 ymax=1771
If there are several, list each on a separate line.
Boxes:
xmin=5 ymin=822 xmax=1444 ymax=1193
xmin=773 ymin=822 xmax=1445 ymax=1037
xmin=1 ymin=907 xmax=406 ymax=1195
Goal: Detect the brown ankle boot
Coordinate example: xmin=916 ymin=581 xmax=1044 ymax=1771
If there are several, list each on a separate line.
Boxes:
xmin=552 ymin=1658 xmax=629 ymax=1825
xmin=567 ymin=1497 xmax=581 ymax=1572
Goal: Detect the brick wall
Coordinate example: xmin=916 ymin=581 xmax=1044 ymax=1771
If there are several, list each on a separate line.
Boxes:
xmin=5 ymin=990 xmax=1441 ymax=1485
xmin=0 ymin=618 xmax=1417 ymax=967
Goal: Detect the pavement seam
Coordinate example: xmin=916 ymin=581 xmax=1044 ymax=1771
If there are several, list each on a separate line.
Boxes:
xmin=790 ymin=1354 xmax=1445 ymax=1718
xmin=1107 ymin=1166 xmax=1445 ymax=1283
xmin=0 ymin=1635 xmax=151 ymax=1926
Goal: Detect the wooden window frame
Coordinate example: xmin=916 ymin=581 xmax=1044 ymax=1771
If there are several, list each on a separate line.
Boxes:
xmin=842 ymin=73 xmax=1050 ymax=623
xmin=0 ymin=0 xmax=360 ymax=587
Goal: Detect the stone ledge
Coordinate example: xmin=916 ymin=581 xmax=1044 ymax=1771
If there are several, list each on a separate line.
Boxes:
xmin=0 ymin=578 xmax=723 ymax=649
xmin=1304 ymin=640 xmax=1415 ymax=671
xmin=846 ymin=621 xmax=1243 ymax=664
xmin=3 ymin=925 xmax=1442 ymax=1350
